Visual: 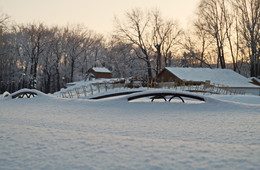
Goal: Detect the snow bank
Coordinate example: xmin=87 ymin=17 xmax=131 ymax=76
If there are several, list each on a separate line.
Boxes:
xmin=0 ymin=90 xmax=259 ymax=169
xmin=211 ymin=94 xmax=260 ymax=105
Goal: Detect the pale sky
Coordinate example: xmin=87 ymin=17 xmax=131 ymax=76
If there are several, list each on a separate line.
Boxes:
xmin=0 ymin=0 xmax=200 ymax=35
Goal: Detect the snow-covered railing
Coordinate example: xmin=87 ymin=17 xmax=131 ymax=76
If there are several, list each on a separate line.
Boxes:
xmin=57 ymin=78 xmax=241 ymax=99
xmin=58 ymin=79 xmax=126 ymax=98
xmin=157 ymin=81 xmax=239 ymax=95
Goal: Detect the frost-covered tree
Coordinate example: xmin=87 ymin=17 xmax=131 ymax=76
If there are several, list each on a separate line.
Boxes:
xmin=13 ymin=23 xmax=51 ymax=88
xmin=0 ymin=13 xmax=10 ymax=92
xmin=105 ymin=38 xmax=145 ymax=78
xmin=62 ymin=25 xmax=103 ymax=82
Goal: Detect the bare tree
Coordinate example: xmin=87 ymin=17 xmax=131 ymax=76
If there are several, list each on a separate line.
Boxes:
xmin=0 ymin=13 xmax=9 ymax=35
xmin=63 ymin=26 xmax=88 ymax=82
xmin=192 ymin=17 xmax=213 ymax=67
xmin=114 ymin=8 xmax=153 ymax=79
xmin=49 ymin=27 xmax=66 ymax=91
xmin=0 ymin=13 xmax=10 ymax=91
xmin=114 ymin=8 xmax=183 ymax=78
xmin=79 ymin=33 xmax=104 ymax=77
xmin=182 ymin=32 xmax=212 ymax=68
xmin=151 ymin=9 xmax=183 ymax=74
xmin=233 ymin=0 xmax=260 ymax=77
xmin=39 ymin=27 xmax=59 ymax=93
xmin=197 ymin=0 xmax=227 ymax=68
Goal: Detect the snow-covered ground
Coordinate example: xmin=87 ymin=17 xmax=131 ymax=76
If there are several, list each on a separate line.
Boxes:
xmin=0 ymin=89 xmax=260 ymax=169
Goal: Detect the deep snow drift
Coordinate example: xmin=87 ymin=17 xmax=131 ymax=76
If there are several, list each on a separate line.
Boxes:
xmin=0 ymin=89 xmax=260 ymax=169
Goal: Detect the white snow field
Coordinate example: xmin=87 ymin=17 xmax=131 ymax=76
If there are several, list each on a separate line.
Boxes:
xmin=0 ymin=89 xmax=260 ymax=170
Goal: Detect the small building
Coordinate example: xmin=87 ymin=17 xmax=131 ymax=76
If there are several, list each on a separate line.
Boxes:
xmin=86 ymin=67 xmax=112 ymax=79
xmin=156 ymin=67 xmax=260 ymax=95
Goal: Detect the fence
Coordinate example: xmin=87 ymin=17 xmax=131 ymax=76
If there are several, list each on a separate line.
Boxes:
xmin=58 ymin=78 xmax=240 ymax=98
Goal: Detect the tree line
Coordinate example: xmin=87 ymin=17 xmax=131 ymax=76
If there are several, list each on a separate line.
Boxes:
xmin=0 ymin=0 xmax=259 ymax=93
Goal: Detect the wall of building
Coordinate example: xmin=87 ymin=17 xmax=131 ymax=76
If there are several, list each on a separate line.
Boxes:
xmin=156 ymin=69 xmax=182 ymax=83
xmin=88 ymin=69 xmax=112 ymax=79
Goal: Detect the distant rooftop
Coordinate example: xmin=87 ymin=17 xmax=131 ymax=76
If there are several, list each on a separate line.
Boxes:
xmin=165 ymin=67 xmax=258 ymax=87
xmin=91 ymin=67 xmax=111 ymax=73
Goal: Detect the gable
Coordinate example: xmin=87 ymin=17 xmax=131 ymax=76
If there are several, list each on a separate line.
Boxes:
xmin=157 ymin=69 xmax=182 ymax=82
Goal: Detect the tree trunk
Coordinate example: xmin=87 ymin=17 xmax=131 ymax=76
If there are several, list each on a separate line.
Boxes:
xmin=146 ymin=60 xmax=152 ymax=79
xmin=70 ymin=58 xmax=75 ymax=82
xmin=56 ymin=68 xmax=60 ymax=91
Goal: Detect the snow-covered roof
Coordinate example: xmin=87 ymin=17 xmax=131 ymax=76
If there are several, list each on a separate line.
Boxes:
xmin=165 ymin=67 xmax=258 ymax=87
xmin=91 ymin=67 xmax=111 ymax=73
xmin=249 ymin=77 xmax=260 ymax=83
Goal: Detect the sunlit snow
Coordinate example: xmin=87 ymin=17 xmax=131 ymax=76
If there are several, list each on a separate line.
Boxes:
xmin=0 ymin=88 xmax=259 ymax=169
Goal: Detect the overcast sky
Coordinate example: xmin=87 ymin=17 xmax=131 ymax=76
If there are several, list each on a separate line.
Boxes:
xmin=0 ymin=0 xmax=200 ymax=34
